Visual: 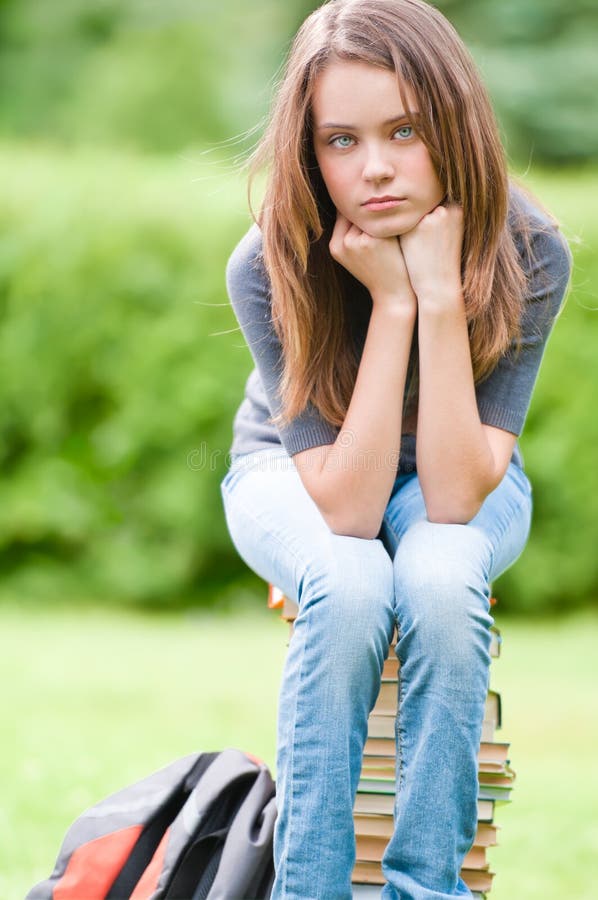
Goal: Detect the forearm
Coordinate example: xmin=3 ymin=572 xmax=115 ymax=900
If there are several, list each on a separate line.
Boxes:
xmin=313 ymin=303 xmax=416 ymax=539
xmin=416 ymin=293 xmax=496 ymax=522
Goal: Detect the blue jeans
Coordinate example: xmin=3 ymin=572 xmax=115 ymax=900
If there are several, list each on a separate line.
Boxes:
xmin=220 ymin=447 xmax=533 ymax=900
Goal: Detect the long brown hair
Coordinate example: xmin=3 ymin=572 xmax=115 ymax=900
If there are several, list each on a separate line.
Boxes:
xmin=248 ymin=0 xmax=557 ymax=429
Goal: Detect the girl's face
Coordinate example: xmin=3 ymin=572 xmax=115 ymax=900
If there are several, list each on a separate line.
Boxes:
xmin=312 ymin=60 xmax=445 ymax=237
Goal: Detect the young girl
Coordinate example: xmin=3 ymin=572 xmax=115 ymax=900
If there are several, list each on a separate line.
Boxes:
xmin=220 ymin=1 xmax=571 ymax=897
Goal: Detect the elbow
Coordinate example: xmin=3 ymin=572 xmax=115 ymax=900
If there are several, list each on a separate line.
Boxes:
xmin=426 ymin=511 xmax=476 ymax=526
xmin=324 ymin=510 xmax=382 ymax=541
xmin=425 ymin=498 xmax=484 ymax=526
xmin=308 ymin=476 xmax=384 ymax=540
xmin=422 ymin=470 xmax=499 ymax=526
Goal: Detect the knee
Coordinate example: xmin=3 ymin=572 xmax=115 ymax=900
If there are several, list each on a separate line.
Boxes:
xmin=299 ymin=532 xmax=395 ymax=639
xmin=392 ymin=520 xmax=493 ymax=652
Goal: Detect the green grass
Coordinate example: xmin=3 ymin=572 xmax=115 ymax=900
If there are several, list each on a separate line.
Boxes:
xmin=3 ymin=605 xmax=598 ymax=899
xmin=488 ymin=611 xmax=598 ymax=899
xmin=1 ymin=603 xmax=287 ymax=899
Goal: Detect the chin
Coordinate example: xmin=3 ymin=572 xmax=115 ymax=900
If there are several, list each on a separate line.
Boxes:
xmin=359 ymin=217 xmax=413 ymax=239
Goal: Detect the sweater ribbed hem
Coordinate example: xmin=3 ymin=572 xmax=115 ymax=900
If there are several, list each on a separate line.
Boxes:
xmin=281 ymin=423 xmax=338 ymax=457
xmin=477 ymin=401 xmax=523 ymax=436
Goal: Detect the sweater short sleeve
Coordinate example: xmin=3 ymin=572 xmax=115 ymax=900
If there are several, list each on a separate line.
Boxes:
xmin=475 ymin=221 xmax=572 ymax=436
xmin=225 ymin=223 xmax=339 ymax=456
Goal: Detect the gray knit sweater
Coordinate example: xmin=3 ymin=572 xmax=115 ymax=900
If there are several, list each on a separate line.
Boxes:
xmin=224 ymin=189 xmax=571 ymax=474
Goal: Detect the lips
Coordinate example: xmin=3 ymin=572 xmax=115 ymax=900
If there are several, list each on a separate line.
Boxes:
xmin=362 ymin=195 xmax=405 ymax=205
xmin=361 ymin=195 xmax=407 ymax=211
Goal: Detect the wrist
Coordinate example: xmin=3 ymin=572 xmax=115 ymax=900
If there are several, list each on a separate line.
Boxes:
xmin=416 ymin=286 xmax=465 ymax=315
xmin=370 ymin=291 xmax=417 ymax=318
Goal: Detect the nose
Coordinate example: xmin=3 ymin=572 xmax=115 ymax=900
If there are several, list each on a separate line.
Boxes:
xmin=362 ymin=143 xmax=395 ymax=183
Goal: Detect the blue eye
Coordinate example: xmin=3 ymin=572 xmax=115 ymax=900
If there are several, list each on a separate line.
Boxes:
xmin=331 ymin=135 xmax=354 ymax=148
xmin=394 ymin=125 xmax=413 ymax=139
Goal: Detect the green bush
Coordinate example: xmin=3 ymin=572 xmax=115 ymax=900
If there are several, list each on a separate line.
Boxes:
xmin=0 ymin=145 xmax=595 ymax=612
xmin=494 ymin=169 xmax=598 ymax=613
xmin=0 ymin=0 xmax=293 ymax=154
xmin=0 ymin=144 xmax=253 ymax=607
xmin=436 ymin=0 xmax=598 ymax=163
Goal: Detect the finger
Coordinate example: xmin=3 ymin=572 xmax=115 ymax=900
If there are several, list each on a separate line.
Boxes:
xmin=330 ymin=213 xmax=352 ymax=257
xmin=345 ymin=222 xmax=366 ymax=244
xmin=333 ymin=211 xmax=354 ymax=238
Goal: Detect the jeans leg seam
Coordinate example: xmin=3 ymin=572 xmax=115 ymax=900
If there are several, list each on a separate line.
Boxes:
xmin=282 ymin=609 xmax=311 ymax=899
xmin=395 ymin=631 xmax=406 ymax=800
xmin=383 ymin=513 xmax=400 ymax=546
xmin=381 ymin=514 xmax=401 ymax=561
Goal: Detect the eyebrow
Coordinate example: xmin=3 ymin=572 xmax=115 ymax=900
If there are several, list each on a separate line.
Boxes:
xmin=316 ymin=113 xmax=417 ymax=130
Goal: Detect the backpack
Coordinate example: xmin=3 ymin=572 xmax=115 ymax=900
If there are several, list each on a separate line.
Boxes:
xmin=27 ymin=748 xmax=277 ymax=900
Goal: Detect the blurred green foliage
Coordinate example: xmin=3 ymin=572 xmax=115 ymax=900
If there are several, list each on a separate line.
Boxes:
xmin=494 ymin=171 xmax=598 ymax=612
xmin=438 ymin=0 xmax=598 ymax=164
xmin=0 ymin=145 xmax=251 ymax=607
xmin=0 ymin=0 xmax=293 ymax=153
xmin=0 ymin=0 xmax=596 ymax=162
xmin=0 ymin=147 xmax=596 ymax=612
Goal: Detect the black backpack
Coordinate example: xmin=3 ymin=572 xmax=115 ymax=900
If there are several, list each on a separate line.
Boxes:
xmin=27 ymin=748 xmax=277 ymax=900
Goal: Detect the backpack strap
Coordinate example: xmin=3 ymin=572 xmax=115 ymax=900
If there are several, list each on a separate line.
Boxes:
xmin=26 ymin=753 xmax=215 ymax=900
xmin=199 ymin=760 xmax=276 ymax=900
xmin=132 ymin=749 xmax=276 ymax=900
xmin=106 ymin=754 xmax=219 ymax=898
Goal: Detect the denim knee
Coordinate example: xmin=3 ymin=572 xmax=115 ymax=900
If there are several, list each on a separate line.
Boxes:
xmin=297 ymin=533 xmax=395 ymax=674
xmin=392 ymin=520 xmax=494 ymax=673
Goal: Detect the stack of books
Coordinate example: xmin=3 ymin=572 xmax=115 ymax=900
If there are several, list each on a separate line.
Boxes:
xmin=268 ymin=585 xmax=515 ymax=900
